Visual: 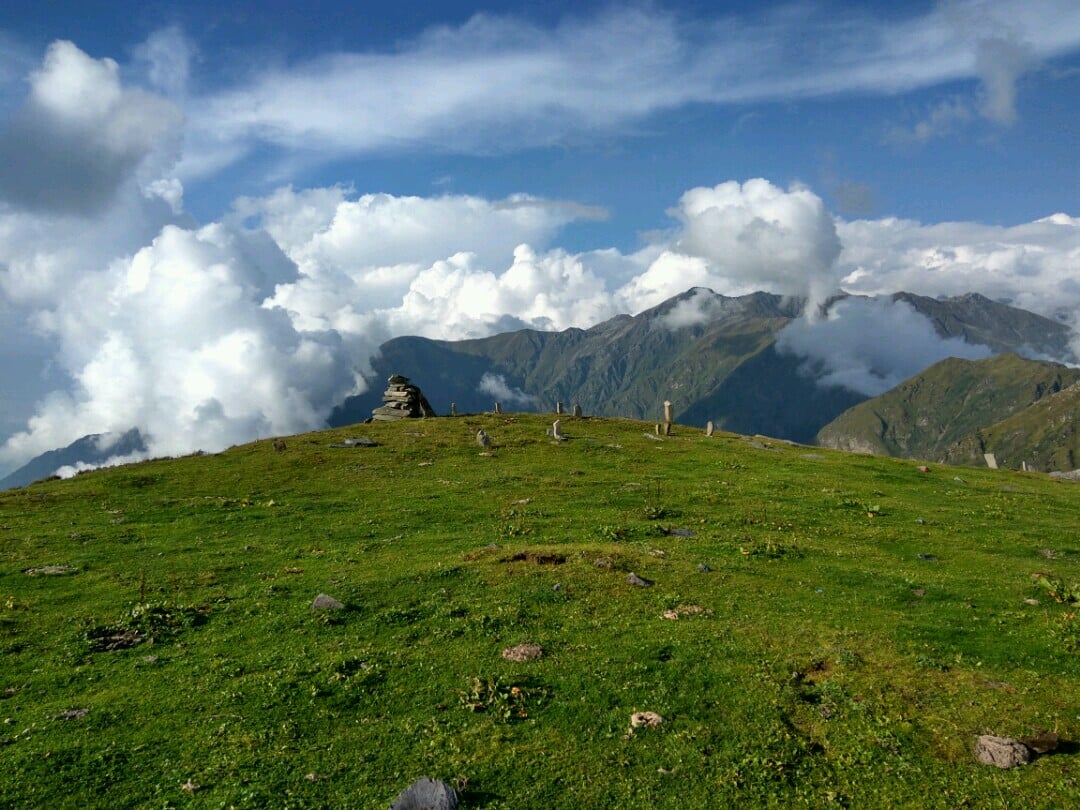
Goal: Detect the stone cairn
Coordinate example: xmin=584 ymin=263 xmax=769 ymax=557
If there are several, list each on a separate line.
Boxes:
xmin=371 ymin=374 xmax=436 ymax=422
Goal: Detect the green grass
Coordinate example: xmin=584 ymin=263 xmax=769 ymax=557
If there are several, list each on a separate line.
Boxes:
xmin=2 ymin=414 xmax=1079 ymax=808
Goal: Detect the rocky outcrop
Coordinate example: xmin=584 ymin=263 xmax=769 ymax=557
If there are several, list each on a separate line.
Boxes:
xmin=370 ymin=374 xmax=435 ymax=421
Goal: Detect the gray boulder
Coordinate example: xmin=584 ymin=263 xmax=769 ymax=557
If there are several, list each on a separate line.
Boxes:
xmin=311 ymin=594 xmax=344 ymax=611
xmin=974 ymin=735 xmax=1031 ymax=768
xmin=390 ymin=777 xmax=459 ymax=809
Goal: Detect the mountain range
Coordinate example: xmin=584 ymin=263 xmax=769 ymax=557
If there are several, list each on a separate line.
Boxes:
xmin=3 ymin=288 xmax=1077 ymax=488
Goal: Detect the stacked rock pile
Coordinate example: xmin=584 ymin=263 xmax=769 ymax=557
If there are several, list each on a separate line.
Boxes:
xmin=371 ymin=374 xmax=436 ymax=421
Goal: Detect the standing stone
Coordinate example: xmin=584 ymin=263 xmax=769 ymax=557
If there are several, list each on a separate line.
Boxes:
xmin=705 ymin=421 xmax=714 ymax=437
xmin=556 ymin=401 xmax=564 ymax=415
xmin=663 ymin=400 xmax=673 ymax=423
xmin=573 ymin=404 xmax=582 ymax=418
xmin=476 ymin=429 xmax=492 ymax=448
xmin=974 ymin=735 xmax=1031 ymax=768
xmin=450 ymin=403 xmax=457 ymax=417
xmin=663 ymin=422 xmax=672 ymax=436
xmin=493 ymin=402 xmax=502 ymax=414
xmin=552 ymin=419 xmax=563 ymax=439
xmin=655 ymin=424 xmax=662 ymax=436
xmin=984 ymin=453 xmax=998 ymax=469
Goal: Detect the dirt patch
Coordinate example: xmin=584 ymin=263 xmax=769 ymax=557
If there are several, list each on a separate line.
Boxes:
xmin=502 ymin=552 xmax=567 ymax=565
xmin=87 ymin=629 xmax=144 ymax=652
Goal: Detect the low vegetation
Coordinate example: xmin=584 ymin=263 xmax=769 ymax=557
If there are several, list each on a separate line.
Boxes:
xmin=2 ymin=414 xmax=1078 ymax=807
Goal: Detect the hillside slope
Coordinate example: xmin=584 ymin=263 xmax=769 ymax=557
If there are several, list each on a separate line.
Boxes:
xmin=943 ymin=380 xmax=1080 ymax=471
xmin=2 ymin=414 xmax=1078 ymax=807
xmin=816 ymin=354 xmax=1080 ymax=465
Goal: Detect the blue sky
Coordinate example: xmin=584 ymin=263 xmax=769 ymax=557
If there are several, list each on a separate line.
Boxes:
xmin=0 ymin=0 xmax=1078 ymax=474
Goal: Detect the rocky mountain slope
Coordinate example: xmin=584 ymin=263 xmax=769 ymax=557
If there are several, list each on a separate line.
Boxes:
xmin=816 ymin=354 xmax=1080 ymax=468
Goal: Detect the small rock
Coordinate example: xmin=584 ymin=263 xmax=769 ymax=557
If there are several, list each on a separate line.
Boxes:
xmin=912 ymin=588 xmax=926 ymax=598
xmin=647 ymin=549 xmax=667 ymax=558
xmin=953 ymin=476 xmax=966 ymax=483
xmin=311 ymin=593 xmax=344 ymax=611
xmin=917 ymin=466 xmax=930 ymax=473
xmin=58 ymin=708 xmax=88 ymax=720
xmin=478 ymin=451 xmax=494 ymax=457
xmin=974 ymin=735 xmax=1031 ymax=768
xmin=502 ymin=643 xmax=544 ymax=662
xmin=660 ymin=610 xmax=680 ymax=620
xmin=552 ymin=582 xmax=563 ymax=592
xmin=594 ymin=558 xmax=613 ymax=569
xmin=626 ymin=572 xmax=653 ymax=588
xmin=697 ymin=563 xmax=712 ymax=573
xmin=23 ymin=565 xmax=77 ymax=576
xmin=1023 ymin=598 xmax=1040 ymax=606
xmin=476 ymin=429 xmax=492 ymax=448
xmin=917 ymin=554 xmax=938 ymax=562
xmin=390 ymin=777 xmax=459 ymax=810
xmin=1037 ymin=549 xmax=1057 ymax=559
xmin=627 ymin=711 xmax=664 ymax=736
xmin=664 ymin=527 xmax=694 ymax=538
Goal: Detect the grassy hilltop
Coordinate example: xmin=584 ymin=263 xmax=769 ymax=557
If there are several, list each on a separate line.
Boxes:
xmin=2 ymin=414 xmax=1079 ymax=808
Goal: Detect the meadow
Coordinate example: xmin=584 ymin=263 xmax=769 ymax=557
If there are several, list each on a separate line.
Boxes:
xmin=2 ymin=414 xmax=1078 ymax=808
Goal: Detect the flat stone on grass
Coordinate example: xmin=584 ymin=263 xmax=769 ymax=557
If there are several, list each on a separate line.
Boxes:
xmin=626 ymin=572 xmax=653 ymax=588
xmin=502 ymin=643 xmax=544 ymax=662
xmin=24 ymin=565 xmax=77 ymax=576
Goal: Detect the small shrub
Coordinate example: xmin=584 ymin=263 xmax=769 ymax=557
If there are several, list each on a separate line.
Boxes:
xmin=457 ymin=676 xmax=544 ymax=721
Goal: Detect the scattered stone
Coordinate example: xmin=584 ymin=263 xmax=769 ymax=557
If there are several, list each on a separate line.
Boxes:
xmin=311 ymin=593 xmax=344 ymax=611
xmin=390 ymin=777 xmax=459 ymax=810
xmin=305 ymin=773 xmax=319 ymax=782
xmin=594 ymin=557 xmax=613 ymax=569
xmin=142 ymin=655 xmax=159 ymax=663
xmin=660 ymin=604 xmax=707 ymax=620
xmin=476 ymin=429 xmax=492 ymax=448
xmin=648 ymin=549 xmax=667 ymax=558
xmin=664 ymin=527 xmax=694 ymax=538
xmin=1020 ymin=730 xmax=1059 ymax=755
xmin=23 ymin=565 xmax=77 ymax=576
xmin=626 ymin=572 xmax=653 ymax=588
xmin=552 ymin=582 xmax=563 ymax=592
xmin=272 ymin=439 xmax=287 ymax=452
xmin=1023 ymin=598 xmax=1040 ymax=606
xmin=371 ymin=374 xmax=436 ymax=421
xmin=974 ymin=735 xmax=1031 ymax=768
xmin=502 ymin=643 xmax=544 ymax=662
xmin=418 ymin=461 xmax=434 ymax=467
xmin=917 ymin=554 xmax=939 ymax=562
xmin=912 ymin=588 xmax=926 ymax=598
xmin=180 ymin=779 xmax=201 ymax=793
xmin=643 ymin=432 xmax=662 ymax=441
xmin=57 ymin=708 xmax=88 ymax=720
xmin=627 ymin=711 xmax=664 ymax=737
xmin=478 ymin=451 xmax=494 ymax=457
xmin=917 ymin=466 xmax=930 ymax=473
xmin=1037 ymin=548 xmax=1057 ymax=559
xmin=915 ymin=518 xmax=925 ymax=525
xmin=1049 ymin=469 xmax=1080 ymax=481
xmin=697 ymin=563 xmax=712 ymax=573
xmin=953 ymin=476 xmax=966 ymax=483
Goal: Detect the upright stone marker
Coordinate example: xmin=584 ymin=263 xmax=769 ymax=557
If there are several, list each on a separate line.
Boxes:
xmin=573 ymin=403 xmax=583 ymax=418
xmin=663 ymin=400 xmax=673 ymax=423
xmin=450 ymin=403 xmax=457 ymax=416
xmin=552 ymin=419 xmax=562 ymax=439
xmin=706 ymin=421 xmax=714 ymax=437
xmin=984 ymin=453 xmax=998 ymax=469
xmin=556 ymin=401 xmax=564 ymax=415
xmin=494 ymin=402 xmax=502 ymax=414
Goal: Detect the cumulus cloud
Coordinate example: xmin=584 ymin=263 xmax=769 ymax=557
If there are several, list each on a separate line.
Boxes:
xmin=622 ymin=180 xmax=842 ymax=312
xmin=0 ymin=223 xmax=355 ymax=471
xmin=775 ymin=297 xmax=993 ymax=397
xmin=0 ymin=41 xmax=183 ymax=215
xmin=478 ymin=373 xmax=537 ymax=408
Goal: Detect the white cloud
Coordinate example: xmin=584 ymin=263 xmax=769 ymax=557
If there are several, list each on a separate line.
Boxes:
xmin=180 ymin=1 xmax=1080 ymax=172
xmin=775 ymin=297 xmax=993 ymax=396
xmin=478 ymin=373 xmax=537 ymax=408
xmin=0 ymin=223 xmax=355 ymax=471
xmin=0 ymin=41 xmax=183 ymax=215
xmin=621 ymin=180 xmax=842 ymax=312
xmin=836 ymin=213 xmax=1080 ymax=323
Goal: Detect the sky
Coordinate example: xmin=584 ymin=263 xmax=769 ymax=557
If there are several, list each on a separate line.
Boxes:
xmin=0 ymin=0 xmax=1078 ymax=477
